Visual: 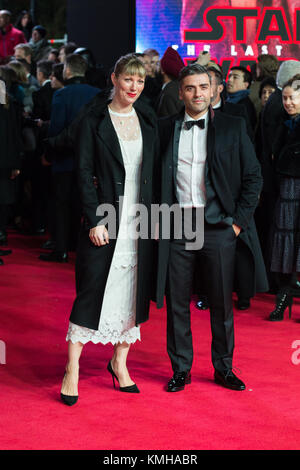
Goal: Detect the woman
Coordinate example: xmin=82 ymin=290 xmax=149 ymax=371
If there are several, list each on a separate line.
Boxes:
xmin=269 ymin=74 xmax=300 ymax=321
xmin=50 ymin=63 xmax=64 ymax=90
xmin=60 ymin=54 xmax=158 ymax=405
xmin=15 ymin=10 xmax=34 ymax=42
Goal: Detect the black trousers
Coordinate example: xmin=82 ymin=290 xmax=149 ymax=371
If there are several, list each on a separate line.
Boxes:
xmin=166 ymin=223 xmax=237 ymax=374
xmin=53 ymin=171 xmax=81 ymax=253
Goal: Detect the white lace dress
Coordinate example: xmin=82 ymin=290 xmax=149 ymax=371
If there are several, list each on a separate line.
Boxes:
xmin=66 ymin=107 xmax=143 ymax=345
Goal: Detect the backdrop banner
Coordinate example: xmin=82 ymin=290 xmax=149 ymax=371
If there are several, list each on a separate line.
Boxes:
xmin=136 ymin=1 xmax=300 ymax=74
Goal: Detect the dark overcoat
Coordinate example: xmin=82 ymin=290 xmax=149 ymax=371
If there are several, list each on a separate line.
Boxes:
xmin=156 ymin=108 xmax=269 ymax=308
xmin=69 ymin=97 xmax=159 ymax=330
xmin=0 ymin=99 xmax=22 ymax=204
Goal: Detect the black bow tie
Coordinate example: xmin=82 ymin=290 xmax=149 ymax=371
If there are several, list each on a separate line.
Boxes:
xmin=185 ymin=119 xmax=205 ymax=130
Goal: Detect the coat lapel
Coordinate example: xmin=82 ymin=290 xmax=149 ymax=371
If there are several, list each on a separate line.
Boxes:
xmin=172 ymin=116 xmax=184 ymax=183
xmin=96 ymin=108 xmax=124 ymax=167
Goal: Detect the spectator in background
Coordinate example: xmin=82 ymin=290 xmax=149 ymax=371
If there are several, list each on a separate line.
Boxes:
xmin=39 ymin=54 xmax=100 ymax=263
xmin=29 ymin=60 xmax=55 ymax=238
xmin=156 ymin=46 xmax=184 ymax=117
xmin=58 ymin=42 xmax=78 ymax=64
xmin=226 ymin=66 xmax=257 ymax=131
xmin=29 ymin=25 xmax=52 ymax=64
xmin=51 ymin=63 xmax=64 ymax=90
xmin=14 ymin=10 xmax=34 ymax=42
xmin=143 ymin=48 xmax=160 ymax=78
xmin=9 ymin=59 xmax=39 ymax=114
xmin=257 ymin=61 xmax=300 ymax=295
xmin=269 ymin=75 xmax=300 ymax=321
xmin=0 ymin=74 xmax=22 ymax=253
xmin=48 ymin=48 xmax=59 ymax=63
xmin=0 ymin=10 xmax=27 ymax=64
xmin=249 ymin=54 xmax=279 ymax=118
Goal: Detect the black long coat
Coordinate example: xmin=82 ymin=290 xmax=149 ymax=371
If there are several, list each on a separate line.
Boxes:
xmin=156 ymin=108 xmax=268 ymax=308
xmin=69 ymin=97 xmax=159 ymax=330
xmin=0 ymin=99 xmax=22 ymax=204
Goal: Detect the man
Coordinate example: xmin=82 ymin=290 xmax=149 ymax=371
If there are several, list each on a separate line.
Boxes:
xmin=226 ymin=66 xmax=257 ymax=131
xmin=29 ymin=25 xmax=52 ymax=64
xmin=0 ymin=10 xmax=26 ymax=63
xmin=39 ymin=54 xmax=100 ymax=263
xmin=156 ymin=46 xmax=184 ymax=117
xmin=157 ymin=64 xmax=267 ymax=392
xmin=14 ymin=43 xmax=36 ymax=77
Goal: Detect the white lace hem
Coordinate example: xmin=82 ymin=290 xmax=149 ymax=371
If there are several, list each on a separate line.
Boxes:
xmin=66 ymin=321 xmax=141 ymax=345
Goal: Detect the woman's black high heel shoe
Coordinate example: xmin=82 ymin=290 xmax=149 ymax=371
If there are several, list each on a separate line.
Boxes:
xmin=61 ymin=373 xmax=79 ymax=406
xmin=269 ymin=293 xmax=293 ymax=321
xmin=107 ymin=361 xmax=140 ymax=393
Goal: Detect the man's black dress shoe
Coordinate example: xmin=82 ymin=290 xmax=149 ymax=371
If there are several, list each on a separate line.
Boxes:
xmin=167 ymin=371 xmax=191 ymax=392
xmin=196 ymin=295 xmax=209 ymax=310
xmin=39 ymin=251 xmax=68 ymax=263
xmin=41 ymin=240 xmax=56 ymax=251
xmin=0 ymin=248 xmax=12 ymax=256
xmin=0 ymin=258 xmax=3 ymax=266
xmin=214 ymin=369 xmax=246 ymax=391
xmin=0 ymin=231 xmax=7 ymax=246
xmin=237 ymin=297 xmax=250 ymax=310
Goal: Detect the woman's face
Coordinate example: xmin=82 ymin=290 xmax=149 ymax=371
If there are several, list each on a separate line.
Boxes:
xmin=58 ymin=47 xmax=66 ymax=63
xmin=261 ymin=85 xmax=275 ymax=107
xmin=111 ymin=72 xmax=145 ymax=107
xmin=283 ymin=85 xmax=300 ymax=117
xmin=50 ymin=74 xmax=63 ymax=90
xmin=21 ymin=14 xmax=29 ymax=28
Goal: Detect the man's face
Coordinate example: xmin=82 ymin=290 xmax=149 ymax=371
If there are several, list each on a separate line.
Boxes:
xmin=179 ymin=73 xmax=213 ymax=118
xmin=140 ymin=55 xmax=152 ymax=76
xmin=0 ymin=13 xmax=10 ymax=29
xmin=226 ymin=69 xmax=248 ymax=94
xmin=150 ymin=55 xmax=159 ymax=76
xmin=32 ymin=29 xmax=41 ymax=43
xmin=209 ymin=71 xmax=224 ymax=106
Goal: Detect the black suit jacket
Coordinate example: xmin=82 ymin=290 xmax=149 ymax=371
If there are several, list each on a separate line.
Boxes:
xmin=32 ymin=82 xmax=54 ymax=122
xmin=156 ymin=107 xmax=267 ymax=307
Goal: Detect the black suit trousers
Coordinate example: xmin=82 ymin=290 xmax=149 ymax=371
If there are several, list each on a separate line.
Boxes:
xmin=166 ymin=223 xmax=237 ymax=373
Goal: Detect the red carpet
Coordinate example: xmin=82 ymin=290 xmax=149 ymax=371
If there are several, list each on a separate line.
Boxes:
xmin=1 ymin=231 xmax=300 ymax=450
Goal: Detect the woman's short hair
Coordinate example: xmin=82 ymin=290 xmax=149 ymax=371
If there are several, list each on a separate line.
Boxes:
xmin=114 ymin=53 xmax=146 ymax=78
xmin=8 ymin=60 xmax=28 ymax=83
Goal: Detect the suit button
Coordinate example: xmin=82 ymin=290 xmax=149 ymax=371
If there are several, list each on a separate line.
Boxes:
xmin=144 ymin=179 xmax=147 ymax=184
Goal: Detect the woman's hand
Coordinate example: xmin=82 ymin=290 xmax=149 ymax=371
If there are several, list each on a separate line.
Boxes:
xmin=10 ymin=169 xmax=20 ymax=179
xmin=232 ymin=223 xmax=241 ymax=237
xmin=89 ymin=225 xmax=109 ymax=246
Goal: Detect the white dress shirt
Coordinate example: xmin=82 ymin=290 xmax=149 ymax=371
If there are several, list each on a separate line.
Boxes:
xmin=176 ymin=110 xmax=209 ymax=208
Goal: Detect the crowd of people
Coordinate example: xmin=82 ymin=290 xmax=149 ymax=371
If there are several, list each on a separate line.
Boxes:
xmin=1 ymin=9 xmax=300 ymax=403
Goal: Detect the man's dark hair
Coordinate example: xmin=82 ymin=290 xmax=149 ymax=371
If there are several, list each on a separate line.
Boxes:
xmin=178 ymin=63 xmax=211 ymax=86
xmin=60 ymin=42 xmax=78 ymax=56
xmin=65 ymin=54 xmax=88 ymax=77
xmin=52 ymin=62 xmax=64 ymax=83
xmin=49 ymin=48 xmax=59 ymax=59
xmin=37 ymin=60 xmax=53 ymax=79
xmin=230 ymin=66 xmax=253 ymax=88
xmin=206 ymin=66 xmax=224 ymax=86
